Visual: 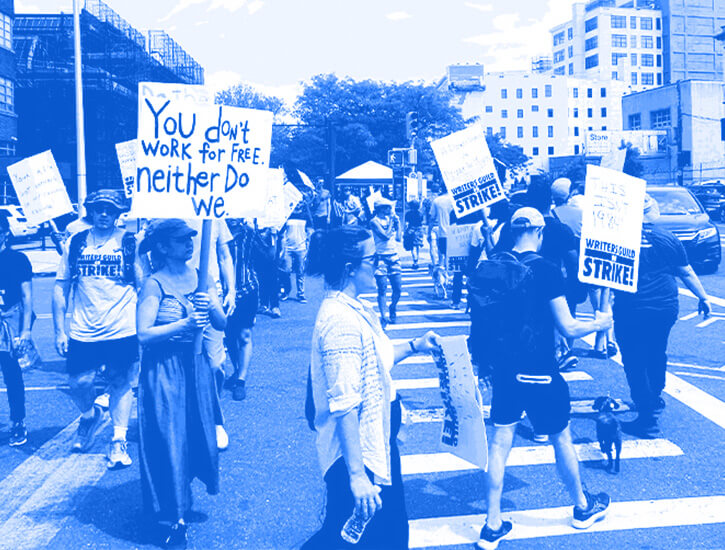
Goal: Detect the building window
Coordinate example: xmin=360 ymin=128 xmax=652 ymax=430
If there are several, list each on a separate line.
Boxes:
xmin=574 ymin=126 xmax=580 ymax=137
xmin=657 ymin=73 xmax=662 ymax=85
xmin=501 ymin=88 xmax=508 ymax=99
xmin=545 ymin=84 xmax=552 ymax=97
xmin=641 ymin=17 xmax=653 ymax=30
xmin=548 ymin=146 xmax=555 ymax=155
xmin=656 ymin=17 xmax=661 ymax=30
xmin=0 ymin=13 xmax=11 ymax=51
xmin=501 ymin=109 xmax=508 ymax=119
xmin=601 ymin=107 xmax=607 ymax=117
xmin=630 ymin=15 xmax=637 ymax=29
xmin=500 ymin=127 xmax=506 ymax=138
xmin=0 ymin=140 xmax=16 ymax=157
xmin=486 ymin=127 xmax=493 ymax=136
xmin=517 ymin=109 xmax=524 ymax=118
xmin=642 ymin=72 xmax=654 ymax=86
xmin=650 ymin=108 xmax=670 ymax=128
xmin=568 ymin=27 xmax=573 ymax=40
xmin=602 ymin=126 xmax=607 ymax=130
xmin=554 ymin=31 xmax=565 ymax=46
xmin=631 ymin=53 xmax=637 ymax=66
xmin=587 ymin=108 xmax=593 ymax=118
xmin=631 ymin=72 xmax=638 ymax=85
xmin=612 ymin=52 xmax=627 ymax=66
xmin=0 ymin=77 xmax=14 ymax=112
xmin=517 ymin=126 xmax=524 ymax=138
xmin=585 ymin=36 xmax=598 ymax=51
xmin=629 ymin=113 xmax=641 ymax=130
xmin=612 ymin=34 xmax=627 ymax=48
xmin=533 ymin=147 xmax=539 ymax=156
xmin=611 ymin=15 xmax=626 ymax=29
xmin=532 ymin=88 xmax=538 ymax=98
xmin=516 ymin=88 xmax=523 ymax=99
xmin=547 ymin=108 xmax=554 ymax=118
xmin=569 ymin=63 xmax=574 ymax=75
xmin=554 ymin=66 xmax=566 ymax=75
xmin=532 ymin=105 xmax=539 ymax=112
xmin=601 ymin=87 xmax=606 ymax=98
xmin=574 ymin=144 xmax=580 ymax=155
xmin=585 ymin=16 xmax=597 ymax=32
xmin=574 ymin=107 xmax=579 ymax=118
xmin=656 ymin=54 xmax=662 ymax=67
xmin=642 ymin=54 xmax=654 ymax=66
xmin=585 ymin=54 xmax=599 ymax=69
xmin=573 ymin=88 xmax=579 ymax=98
xmin=533 ymin=126 xmax=539 ymax=138
xmin=656 ymin=36 xmax=662 ymax=48
xmin=630 ymin=35 xmax=637 ymax=48
xmin=587 ymin=88 xmax=593 ymax=98
xmin=568 ymin=45 xmax=573 ymax=58
xmin=485 ymin=105 xmax=493 ymax=113
xmin=554 ymin=50 xmax=566 ymax=63
xmin=642 ymin=36 xmax=653 ymax=49
xmin=548 ymin=126 xmax=554 ymax=138
xmin=612 ymin=71 xmax=619 ymax=80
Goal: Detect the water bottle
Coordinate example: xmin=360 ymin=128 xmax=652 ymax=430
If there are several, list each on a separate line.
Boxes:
xmin=340 ymin=507 xmax=374 ymax=544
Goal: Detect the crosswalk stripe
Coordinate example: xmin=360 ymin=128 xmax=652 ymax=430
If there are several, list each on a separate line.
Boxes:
xmin=696 ymin=316 xmax=723 ymax=328
xmin=367 ymin=300 xmax=434 ymax=308
xmin=679 ymin=287 xmax=725 ymax=308
xmin=408 ymin=495 xmax=725 ymax=548
xmin=668 ymin=361 xmax=725 ymax=372
xmin=679 ymin=311 xmax=699 ymax=321
xmin=401 ymin=438 xmax=683 ymax=475
xmin=380 ymin=309 xmax=466 ymax=318
xmin=403 ymin=399 xmax=631 ymax=423
xmin=386 ymin=321 xmax=470 ymax=331
xmin=401 ymin=277 xmax=432 ymax=282
xmin=393 ymin=371 xmax=592 ymax=391
xmin=673 ymin=371 xmax=725 ymax=381
xmin=358 ymin=291 xmax=410 ymax=299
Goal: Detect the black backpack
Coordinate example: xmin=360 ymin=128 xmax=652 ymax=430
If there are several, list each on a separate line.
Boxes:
xmin=467 ymin=251 xmax=539 ymax=377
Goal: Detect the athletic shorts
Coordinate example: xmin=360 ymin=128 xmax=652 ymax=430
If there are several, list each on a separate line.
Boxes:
xmin=374 ymin=254 xmax=402 ymax=278
xmin=490 ymin=372 xmax=571 ymax=435
xmin=226 ymin=288 xmax=259 ymax=334
xmin=66 ymin=336 xmax=139 ymax=377
xmin=437 ymin=237 xmax=448 ymax=257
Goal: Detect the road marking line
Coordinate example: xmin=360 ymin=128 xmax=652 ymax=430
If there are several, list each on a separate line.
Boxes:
xmin=379 ymin=309 xmax=466 ymax=318
xmin=697 ymin=316 xmax=723 ymax=328
xmin=401 ymin=277 xmax=432 ymax=282
xmin=679 ymin=312 xmax=699 ymax=321
xmin=386 ymin=321 xmax=471 ymax=331
xmin=673 ymin=371 xmax=725 ymax=381
xmin=403 ymin=283 xmax=434 ymax=288
xmin=408 ymin=495 xmax=725 ymax=548
xmin=0 ymin=386 xmax=68 ymax=392
xmin=358 ymin=291 xmax=410 ymax=299
xmin=401 ymin=438 xmax=682 ymax=476
xmin=35 ymin=313 xmax=52 ymax=320
xmin=679 ymin=287 xmax=725 ymax=308
xmin=668 ymin=361 xmax=725 ymax=372
xmin=393 ymin=371 xmax=592 ymax=391
xmin=365 ymin=300 xmax=429 ymax=308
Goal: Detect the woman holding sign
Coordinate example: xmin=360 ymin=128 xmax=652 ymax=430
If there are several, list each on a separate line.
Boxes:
xmin=136 ymin=219 xmax=225 ymax=548
xmin=302 ymin=226 xmax=440 ymax=549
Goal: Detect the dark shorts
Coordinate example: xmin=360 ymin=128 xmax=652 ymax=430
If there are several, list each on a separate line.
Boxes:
xmin=66 ymin=336 xmax=139 ymax=377
xmin=437 ymin=236 xmax=448 ymax=257
xmin=374 ymin=253 xmax=402 ymax=277
xmin=490 ymin=372 xmax=571 ymax=435
xmin=226 ymin=288 xmax=259 ymax=333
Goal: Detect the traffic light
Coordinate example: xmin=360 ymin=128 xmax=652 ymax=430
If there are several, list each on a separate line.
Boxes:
xmin=406 ymin=111 xmax=419 ymax=142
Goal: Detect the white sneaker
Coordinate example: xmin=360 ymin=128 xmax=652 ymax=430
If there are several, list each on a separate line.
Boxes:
xmin=216 ymin=425 xmax=229 ymax=451
xmin=94 ymin=393 xmax=110 ymax=411
xmin=107 ymin=439 xmax=132 ymax=469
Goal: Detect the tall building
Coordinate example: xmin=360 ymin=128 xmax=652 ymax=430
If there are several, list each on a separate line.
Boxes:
xmin=442 ymin=69 xmax=628 ymax=170
xmin=0 ymin=0 xmax=16 ymax=202
xmin=550 ymin=1 xmax=664 ymax=92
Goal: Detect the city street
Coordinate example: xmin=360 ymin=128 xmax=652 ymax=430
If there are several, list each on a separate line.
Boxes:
xmin=0 ymin=225 xmax=724 ymax=550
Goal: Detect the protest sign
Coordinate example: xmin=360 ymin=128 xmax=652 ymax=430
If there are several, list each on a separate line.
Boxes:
xmin=433 ymin=335 xmax=487 ymax=470
xmin=599 ymin=147 xmax=627 ymax=172
xmin=7 ymin=150 xmax=73 ymax=226
xmin=578 ymin=165 xmax=646 ymax=293
xmin=131 ymin=82 xmax=273 ymax=220
xmin=115 ymin=140 xmax=137 ymax=198
xmin=431 ymin=123 xmax=504 ymax=218
xmin=446 ymin=223 xmax=477 ymax=272
xmin=366 ymin=189 xmax=383 ymax=214
xmin=257 ymin=169 xmax=303 ymax=230
xmin=138 ymin=81 xmax=214 ymax=106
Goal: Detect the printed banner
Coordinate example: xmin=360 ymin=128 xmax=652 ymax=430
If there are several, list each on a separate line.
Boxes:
xmin=6 ymin=150 xmax=73 ymax=226
xmin=433 ymin=335 xmax=488 ymax=471
xmin=446 ymin=223 xmax=476 ymax=272
xmin=431 ymin=123 xmax=504 ymax=218
xmin=578 ymin=165 xmax=646 ymax=293
xmin=131 ymin=82 xmax=273 ymax=220
xmin=257 ymin=169 xmax=303 ymax=230
xmin=115 ymin=139 xmax=137 ymax=198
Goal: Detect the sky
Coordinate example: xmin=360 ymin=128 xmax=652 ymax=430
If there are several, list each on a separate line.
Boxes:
xmin=15 ymin=0 xmax=579 ymax=103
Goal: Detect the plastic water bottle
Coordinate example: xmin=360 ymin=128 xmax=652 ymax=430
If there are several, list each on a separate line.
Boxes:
xmin=340 ymin=508 xmax=374 ymax=544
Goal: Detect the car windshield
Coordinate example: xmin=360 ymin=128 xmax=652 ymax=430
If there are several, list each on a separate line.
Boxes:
xmin=649 ymin=189 xmax=703 ymax=215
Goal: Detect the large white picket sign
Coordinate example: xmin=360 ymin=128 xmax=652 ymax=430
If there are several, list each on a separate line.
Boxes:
xmin=433 ymin=335 xmax=487 ymax=471
xmin=115 ymin=139 xmax=137 ymax=199
xmin=578 ymin=165 xmax=646 ymax=293
xmin=446 ymin=223 xmax=476 ymax=272
xmin=256 ymin=169 xmax=303 ymax=230
xmin=431 ymin=123 xmax=504 ymax=218
xmin=6 ymin=150 xmax=73 ymax=226
xmin=131 ymin=82 xmax=273 ymax=220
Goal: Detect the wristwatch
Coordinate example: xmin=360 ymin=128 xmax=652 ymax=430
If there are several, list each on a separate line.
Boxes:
xmin=408 ymin=339 xmax=418 ymax=354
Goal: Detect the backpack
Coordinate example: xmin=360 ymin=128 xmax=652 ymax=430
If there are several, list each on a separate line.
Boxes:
xmin=467 ymin=251 xmax=539 ymax=378
xmin=68 ymin=229 xmax=136 ymax=286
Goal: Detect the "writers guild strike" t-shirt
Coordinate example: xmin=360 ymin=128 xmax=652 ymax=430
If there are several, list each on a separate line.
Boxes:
xmin=56 ymin=229 xmax=137 ymax=342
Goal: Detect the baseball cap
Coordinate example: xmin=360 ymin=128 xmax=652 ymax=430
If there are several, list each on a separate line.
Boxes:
xmin=511 ymin=207 xmax=546 ymax=229
xmin=551 ymin=178 xmax=572 ymax=203
xmin=84 ymin=189 xmax=129 ymax=213
xmin=139 ymin=218 xmax=197 ymax=254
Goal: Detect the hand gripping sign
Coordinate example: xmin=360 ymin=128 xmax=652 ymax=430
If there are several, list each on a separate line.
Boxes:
xmin=6 ymin=150 xmax=73 ymax=226
xmin=431 ymin=123 xmax=505 ymax=218
xmin=131 ymin=82 xmax=273 ymax=220
xmin=578 ymin=165 xmax=646 ymax=293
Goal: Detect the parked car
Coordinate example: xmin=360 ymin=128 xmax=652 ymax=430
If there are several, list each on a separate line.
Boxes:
xmin=0 ymin=205 xmax=40 ymax=238
xmin=688 ymin=181 xmax=725 ymax=221
xmin=647 ymin=185 xmax=721 ymax=274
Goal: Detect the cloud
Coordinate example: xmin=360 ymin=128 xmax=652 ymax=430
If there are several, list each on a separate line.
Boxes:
xmin=247 ymin=0 xmax=265 ymax=14
xmin=386 ymin=11 xmax=412 ymax=21
xmin=161 ymin=0 xmax=264 ymax=20
xmin=195 ymin=20 xmax=209 ymax=26
xmin=160 ymin=0 xmax=206 ymax=21
xmin=206 ymin=70 xmax=301 ymax=108
xmin=464 ymin=2 xmax=493 ymax=12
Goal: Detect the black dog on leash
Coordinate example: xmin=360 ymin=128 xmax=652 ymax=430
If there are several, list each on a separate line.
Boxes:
xmin=593 ymin=396 xmax=622 ymax=474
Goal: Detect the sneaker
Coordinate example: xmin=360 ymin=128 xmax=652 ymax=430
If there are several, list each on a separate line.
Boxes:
xmin=161 ymin=521 xmax=187 ymax=549
xmin=572 ymin=491 xmax=610 ymax=529
xmin=9 ymin=422 xmax=28 ymax=447
xmin=533 ymin=433 xmax=549 ymax=444
xmin=72 ymin=405 xmax=105 ymax=453
xmin=279 ymin=292 xmax=289 ymax=302
xmin=270 ymin=307 xmax=282 ymax=319
xmin=451 ymin=301 xmax=461 ymax=310
xmin=107 ymin=439 xmax=132 ymax=469
xmin=477 ymin=520 xmax=513 ymax=550
xmin=297 ymin=295 xmax=308 ymax=304
xmin=621 ymin=416 xmax=659 ymax=439
xmin=558 ymin=351 xmax=579 ymax=371
xmin=216 ymin=425 xmax=229 ymax=451
xmin=388 ymin=306 xmax=397 ymax=324
xmin=652 ymin=396 xmax=666 ymax=414
xmin=232 ymin=379 xmax=246 ymax=401
xmin=412 ymin=262 xmax=419 ymax=270
xmin=94 ymin=392 xmax=110 ymax=411
xmin=606 ymin=341 xmax=619 ymax=357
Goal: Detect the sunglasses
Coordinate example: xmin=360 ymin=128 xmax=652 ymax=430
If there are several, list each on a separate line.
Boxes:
xmin=91 ymin=204 xmax=121 ymax=215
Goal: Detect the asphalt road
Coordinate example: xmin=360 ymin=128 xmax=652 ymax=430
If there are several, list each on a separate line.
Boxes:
xmin=0 ymin=225 xmax=724 ymax=549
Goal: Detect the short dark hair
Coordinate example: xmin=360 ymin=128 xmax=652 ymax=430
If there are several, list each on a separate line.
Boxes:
xmin=306 ymin=226 xmax=372 ymax=289
xmin=525 ymin=181 xmax=552 ymax=214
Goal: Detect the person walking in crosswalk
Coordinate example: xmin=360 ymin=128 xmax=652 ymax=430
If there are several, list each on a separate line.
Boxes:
xmin=369 ymin=197 xmax=403 ymax=324
xmin=471 ymin=208 xmax=614 ymax=550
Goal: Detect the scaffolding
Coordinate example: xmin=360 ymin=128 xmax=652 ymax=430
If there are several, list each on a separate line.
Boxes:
xmin=147 ymin=30 xmax=204 ymax=85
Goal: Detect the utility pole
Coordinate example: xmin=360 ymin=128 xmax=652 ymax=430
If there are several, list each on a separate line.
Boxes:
xmin=73 ymin=0 xmax=87 ymax=217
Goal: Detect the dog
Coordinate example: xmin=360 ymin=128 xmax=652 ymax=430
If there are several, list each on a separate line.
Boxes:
xmin=593 ymin=396 xmax=622 ymax=474
xmin=428 ymin=263 xmax=448 ymax=299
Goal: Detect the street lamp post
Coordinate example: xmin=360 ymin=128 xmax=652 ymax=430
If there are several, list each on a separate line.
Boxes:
xmin=73 ymin=0 xmax=87 ymax=218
